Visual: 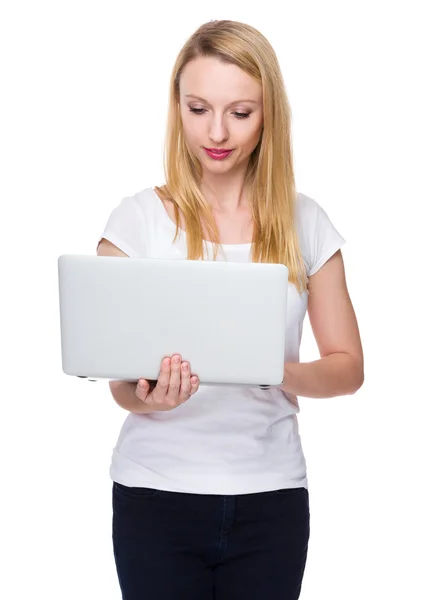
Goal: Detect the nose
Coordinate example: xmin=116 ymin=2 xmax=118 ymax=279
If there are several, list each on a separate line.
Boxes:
xmin=208 ymin=115 xmax=229 ymax=145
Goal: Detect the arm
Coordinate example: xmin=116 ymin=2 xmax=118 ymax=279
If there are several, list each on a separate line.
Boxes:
xmin=280 ymin=249 xmax=364 ymax=398
xmin=97 ymin=238 xmax=154 ymax=414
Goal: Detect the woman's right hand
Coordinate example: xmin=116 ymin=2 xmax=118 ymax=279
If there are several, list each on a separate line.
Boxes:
xmin=134 ymin=354 xmax=200 ymax=411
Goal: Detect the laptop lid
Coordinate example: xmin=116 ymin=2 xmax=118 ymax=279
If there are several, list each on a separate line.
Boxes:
xmin=57 ymin=255 xmax=289 ymax=386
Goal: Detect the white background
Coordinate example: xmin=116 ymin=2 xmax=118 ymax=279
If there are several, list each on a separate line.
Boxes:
xmin=2 ymin=1 xmax=436 ymax=598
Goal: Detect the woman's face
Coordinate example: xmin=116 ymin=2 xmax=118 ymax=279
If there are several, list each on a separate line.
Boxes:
xmin=179 ymin=56 xmax=263 ymax=174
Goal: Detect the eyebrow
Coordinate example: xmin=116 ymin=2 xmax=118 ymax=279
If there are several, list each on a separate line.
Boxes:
xmin=184 ymin=94 xmax=259 ymax=107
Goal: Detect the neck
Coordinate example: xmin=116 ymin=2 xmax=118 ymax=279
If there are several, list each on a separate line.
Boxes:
xmin=200 ymin=173 xmax=251 ymax=214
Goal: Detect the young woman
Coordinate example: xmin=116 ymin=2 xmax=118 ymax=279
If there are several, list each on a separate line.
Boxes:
xmin=97 ymin=19 xmax=364 ymax=600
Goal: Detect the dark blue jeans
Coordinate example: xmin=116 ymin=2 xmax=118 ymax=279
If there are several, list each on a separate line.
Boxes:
xmin=112 ymin=482 xmax=310 ymax=600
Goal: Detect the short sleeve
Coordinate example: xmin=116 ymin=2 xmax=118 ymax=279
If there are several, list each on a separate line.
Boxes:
xmin=97 ymin=195 xmax=146 ymax=257
xmin=296 ymin=193 xmax=346 ymax=277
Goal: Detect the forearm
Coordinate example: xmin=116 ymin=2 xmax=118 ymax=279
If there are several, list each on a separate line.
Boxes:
xmin=280 ymin=352 xmax=364 ymax=399
xmin=109 ymin=380 xmax=154 ymax=414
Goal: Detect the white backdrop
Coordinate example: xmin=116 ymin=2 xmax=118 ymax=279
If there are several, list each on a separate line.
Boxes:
xmin=1 ymin=1 xmax=436 ymax=599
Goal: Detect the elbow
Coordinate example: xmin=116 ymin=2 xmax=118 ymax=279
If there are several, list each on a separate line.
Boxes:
xmin=339 ymin=353 xmax=364 ymax=396
xmin=351 ymin=376 xmax=364 ymax=395
xmin=350 ymin=360 xmax=364 ymax=395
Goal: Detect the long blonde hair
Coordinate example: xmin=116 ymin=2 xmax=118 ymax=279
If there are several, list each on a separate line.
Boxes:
xmin=155 ymin=19 xmax=308 ymax=293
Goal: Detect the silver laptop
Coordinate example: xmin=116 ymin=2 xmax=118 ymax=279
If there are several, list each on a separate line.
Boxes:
xmin=57 ymin=255 xmax=289 ymax=386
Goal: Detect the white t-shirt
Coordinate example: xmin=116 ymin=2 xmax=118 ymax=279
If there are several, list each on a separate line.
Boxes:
xmin=98 ymin=186 xmax=345 ymax=495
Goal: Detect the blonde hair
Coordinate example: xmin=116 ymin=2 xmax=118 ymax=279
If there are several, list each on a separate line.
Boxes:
xmin=155 ymin=19 xmax=308 ymax=293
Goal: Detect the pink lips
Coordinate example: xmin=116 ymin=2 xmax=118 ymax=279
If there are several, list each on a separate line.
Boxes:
xmin=204 ymin=148 xmax=233 ymax=160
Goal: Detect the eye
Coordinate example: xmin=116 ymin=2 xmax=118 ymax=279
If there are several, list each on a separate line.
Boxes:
xmin=189 ymin=108 xmax=250 ymax=119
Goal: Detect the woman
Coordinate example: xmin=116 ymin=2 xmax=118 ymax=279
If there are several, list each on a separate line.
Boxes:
xmin=97 ymin=19 xmax=364 ymax=600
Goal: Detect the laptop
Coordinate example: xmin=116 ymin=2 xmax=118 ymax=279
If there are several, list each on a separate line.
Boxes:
xmin=57 ymin=255 xmax=289 ymax=386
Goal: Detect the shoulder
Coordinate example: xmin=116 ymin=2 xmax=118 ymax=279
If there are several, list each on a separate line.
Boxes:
xmin=153 ymin=185 xmax=173 ymax=214
xmin=97 ymin=187 xmax=159 ymax=258
xmin=110 ymin=186 xmax=169 ymax=227
xmin=294 ymin=191 xmax=346 ymax=277
xmin=295 ymin=191 xmax=323 ymax=225
xmin=117 ymin=187 xmax=157 ymax=213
